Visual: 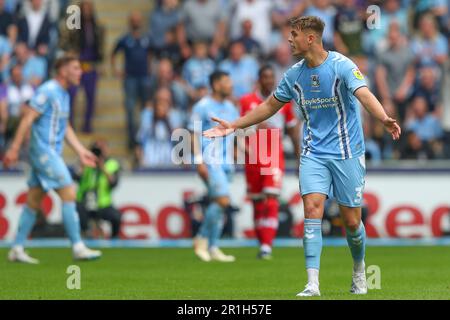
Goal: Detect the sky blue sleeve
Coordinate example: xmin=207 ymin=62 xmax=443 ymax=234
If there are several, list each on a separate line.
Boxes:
xmin=273 ymin=72 xmax=293 ymax=103
xmin=28 ymin=87 xmax=50 ymax=114
xmin=339 ymin=58 xmax=367 ymax=94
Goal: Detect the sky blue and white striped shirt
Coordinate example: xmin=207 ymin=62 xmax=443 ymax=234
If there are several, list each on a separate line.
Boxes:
xmin=274 ymin=51 xmax=367 ymax=160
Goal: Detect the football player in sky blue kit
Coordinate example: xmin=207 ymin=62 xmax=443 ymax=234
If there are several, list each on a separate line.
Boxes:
xmin=3 ymin=55 xmax=102 ymax=264
xmin=204 ymin=16 xmax=401 ymax=295
xmin=189 ymin=71 xmax=239 ymax=262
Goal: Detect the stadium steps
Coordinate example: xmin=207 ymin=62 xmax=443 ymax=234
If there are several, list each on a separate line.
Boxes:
xmin=64 ymin=0 xmax=153 ymax=169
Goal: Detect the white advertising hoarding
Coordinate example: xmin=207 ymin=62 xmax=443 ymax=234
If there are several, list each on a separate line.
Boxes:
xmin=0 ymin=171 xmax=449 ymax=240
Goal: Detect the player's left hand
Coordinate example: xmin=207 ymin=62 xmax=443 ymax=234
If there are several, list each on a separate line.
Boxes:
xmin=203 ymin=117 xmax=236 ymax=138
xmin=382 ymin=116 xmax=402 ymax=140
xmin=79 ymin=148 xmax=97 ymax=168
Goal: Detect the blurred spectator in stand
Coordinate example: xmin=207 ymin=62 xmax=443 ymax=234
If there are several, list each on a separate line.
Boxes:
xmin=234 ymin=19 xmax=263 ymax=58
xmin=177 ymin=0 xmax=228 ymax=60
xmin=0 ymin=0 xmax=17 ymax=43
xmin=135 ymin=86 xmax=183 ymax=168
xmin=411 ymin=13 xmax=448 ymax=72
xmin=400 ymin=130 xmax=435 ymax=160
xmin=413 ymin=0 xmax=448 ymax=31
xmin=271 ymin=0 xmax=306 ymax=30
xmin=59 ymin=0 xmax=105 ymax=133
xmin=182 ymin=41 xmax=215 ymax=103
xmin=17 ymin=0 xmax=52 ymax=57
xmin=270 ymin=42 xmax=294 ymax=84
xmin=20 ymin=0 xmax=60 ymax=25
xmin=149 ymin=0 xmax=181 ymax=58
xmin=9 ymin=42 xmax=47 ymax=87
xmin=406 ymin=96 xmax=444 ymax=142
xmin=111 ymin=11 xmax=152 ymax=149
xmin=364 ymin=0 xmax=409 ymax=55
xmin=148 ymin=58 xmax=189 ymax=113
xmin=219 ymin=40 xmax=259 ymax=99
xmin=0 ymin=34 xmax=11 ymax=154
xmin=334 ymin=0 xmax=365 ymax=60
xmin=305 ymin=0 xmax=337 ymax=50
xmin=363 ymin=120 xmax=382 ymax=165
xmin=410 ymin=67 xmax=443 ymax=118
xmin=229 ymin=0 xmax=273 ymax=55
xmin=75 ymin=139 xmax=122 ymax=239
xmin=4 ymin=64 xmax=34 ymax=145
xmin=375 ymin=22 xmax=416 ymax=122
xmin=404 ymin=95 xmax=444 ymax=158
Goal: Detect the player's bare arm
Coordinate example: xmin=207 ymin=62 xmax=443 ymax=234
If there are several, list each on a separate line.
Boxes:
xmin=354 ymin=86 xmax=402 ymax=140
xmin=65 ymin=125 xmax=97 ymax=168
xmin=203 ymin=96 xmax=285 ymax=138
xmin=3 ymin=105 xmax=41 ymax=168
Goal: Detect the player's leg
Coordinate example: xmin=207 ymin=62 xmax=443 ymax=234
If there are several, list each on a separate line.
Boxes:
xmin=196 ymin=165 xmax=235 ymax=262
xmin=207 ymin=195 xmax=235 ymax=262
xmin=257 ymin=167 xmax=283 ymax=260
xmin=8 ymin=186 xmax=45 ymax=264
xmin=331 ymin=155 xmax=367 ymax=294
xmin=54 ymin=185 xmax=102 ymax=260
xmin=297 ymin=156 xmax=331 ymax=297
xmin=339 ymin=205 xmax=367 ymax=294
xmin=245 ymin=164 xmax=265 ymax=254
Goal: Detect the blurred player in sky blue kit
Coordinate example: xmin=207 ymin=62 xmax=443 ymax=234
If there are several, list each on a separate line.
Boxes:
xmin=204 ymin=16 xmax=401 ymax=295
xmin=3 ymin=55 xmax=102 ymax=264
xmin=189 ymin=71 xmax=239 ymax=262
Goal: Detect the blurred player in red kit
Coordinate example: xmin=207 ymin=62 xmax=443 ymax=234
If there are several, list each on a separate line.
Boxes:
xmin=240 ymin=65 xmax=300 ymax=259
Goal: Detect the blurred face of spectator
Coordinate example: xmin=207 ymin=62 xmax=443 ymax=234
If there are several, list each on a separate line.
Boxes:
xmin=230 ymin=42 xmax=245 ymax=62
xmin=419 ymin=15 xmax=437 ymax=39
xmin=388 ymin=22 xmax=402 ymax=45
xmin=213 ymin=75 xmax=233 ymax=98
xmin=343 ymin=0 xmax=356 ymax=7
xmin=11 ymin=66 xmax=23 ymax=86
xmin=407 ymin=131 xmax=422 ymax=150
xmin=259 ymin=68 xmax=275 ymax=94
xmin=15 ymin=43 xmax=29 ymax=63
xmin=129 ymin=11 xmax=143 ymax=31
xmin=31 ymin=0 xmax=43 ymax=11
xmin=0 ymin=0 xmax=4 ymax=10
xmin=242 ymin=20 xmax=253 ymax=37
xmin=154 ymin=88 xmax=172 ymax=118
xmin=193 ymin=42 xmax=208 ymax=59
xmin=61 ymin=60 xmax=83 ymax=86
xmin=158 ymin=59 xmax=174 ymax=82
xmin=313 ymin=0 xmax=330 ymax=9
xmin=420 ymin=67 xmax=436 ymax=90
xmin=412 ymin=96 xmax=428 ymax=119
xmin=384 ymin=0 xmax=400 ymax=13
xmin=163 ymin=0 xmax=179 ymax=10
xmin=275 ymin=43 xmax=292 ymax=66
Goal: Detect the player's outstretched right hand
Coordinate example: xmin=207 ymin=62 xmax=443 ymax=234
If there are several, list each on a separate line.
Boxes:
xmin=203 ymin=117 xmax=236 ymax=138
xmin=3 ymin=147 xmax=19 ymax=169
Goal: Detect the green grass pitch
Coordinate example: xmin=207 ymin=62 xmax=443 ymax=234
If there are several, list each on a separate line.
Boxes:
xmin=1 ymin=246 xmax=449 ymax=300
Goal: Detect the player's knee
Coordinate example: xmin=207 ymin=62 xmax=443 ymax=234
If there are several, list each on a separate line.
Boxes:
xmin=303 ymin=201 xmax=323 ymax=218
xmin=215 ymin=197 xmax=230 ymax=208
xmin=344 ymin=217 xmax=361 ymax=232
xmin=57 ymin=185 xmax=76 ymax=202
xmin=26 ymin=192 xmax=44 ymax=210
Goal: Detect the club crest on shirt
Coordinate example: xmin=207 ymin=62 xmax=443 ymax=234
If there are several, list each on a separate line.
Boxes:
xmin=352 ymin=68 xmax=364 ymax=80
xmin=311 ymin=75 xmax=320 ymax=88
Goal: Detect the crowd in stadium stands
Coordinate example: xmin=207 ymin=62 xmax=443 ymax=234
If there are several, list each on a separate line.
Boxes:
xmin=0 ymin=0 xmax=449 ymax=168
